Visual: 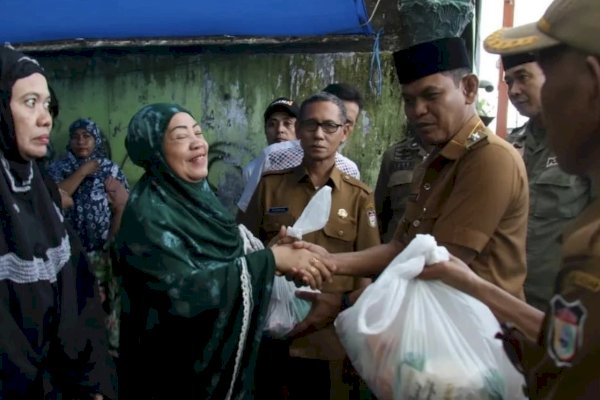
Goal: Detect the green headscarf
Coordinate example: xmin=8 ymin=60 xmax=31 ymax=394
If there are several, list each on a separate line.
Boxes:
xmin=117 ymin=103 xmax=275 ymax=399
xmin=123 ymin=103 xmax=242 ymax=275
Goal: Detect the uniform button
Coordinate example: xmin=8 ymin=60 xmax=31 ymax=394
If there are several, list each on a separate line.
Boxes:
xmin=423 ymin=183 xmax=431 ymax=191
xmin=412 ymin=220 xmax=421 ymax=228
xmin=423 ymin=207 xmax=427 ymax=213
xmin=338 ymin=230 xmax=344 ymax=236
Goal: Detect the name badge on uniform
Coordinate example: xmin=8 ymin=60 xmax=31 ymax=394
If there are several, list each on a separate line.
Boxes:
xmin=547 ymin=294 xmax=587 ymax=367
xmin=546 ymin=156 xmax=558 ymax=168
xmin=268 ymin=206 xmax=289 ymax=215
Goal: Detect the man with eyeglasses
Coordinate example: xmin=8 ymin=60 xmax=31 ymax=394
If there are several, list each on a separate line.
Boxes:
xmin=294 ymin=37 xmax=528 ymax=300
xmin=238 ymin=92 xmax=379 ymax=400
xmin=236 ymin=86 xmax=361 ymax=213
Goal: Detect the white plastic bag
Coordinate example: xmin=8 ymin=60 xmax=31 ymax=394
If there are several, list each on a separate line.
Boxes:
xmin=334 ymin=234 xmax=527 ymax=400
xmin=263 ymin=186 xmax=332 ymax=338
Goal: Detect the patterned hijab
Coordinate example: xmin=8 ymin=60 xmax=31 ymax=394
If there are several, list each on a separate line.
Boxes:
xmin=117 ymin=103 xmax=243 ymax=306
xmin=48 ymin=118 xmax=128 ymax=251
xmin=0 ymin=45 xmax=70 ymax=283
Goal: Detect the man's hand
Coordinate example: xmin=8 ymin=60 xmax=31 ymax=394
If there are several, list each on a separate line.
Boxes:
xmin=271 ymin=245 xmax=335 ymax=289
xmin=287 ymin=291 xmax=342 ymax=339
xmin=268 ymin=225 xmax=296 ymax=248
xmin=289 ymin=241 xmax=335 ymax=284
xmin=418 ymin=254 xmax=480 ymax=296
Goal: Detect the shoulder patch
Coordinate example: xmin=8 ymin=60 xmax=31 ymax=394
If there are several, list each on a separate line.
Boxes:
xmin=365 ymin=203 xmax=378 ymax=228
xmin=547 ymin=294 xmax=587 ymax=367
xmin=341 ymin=174 xmax=372 ymax=193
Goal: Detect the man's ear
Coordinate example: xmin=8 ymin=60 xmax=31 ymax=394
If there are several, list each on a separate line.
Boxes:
xmin=586 ymin=55 xmax=600 ymax=106
xmin=462 ymin=74 xmax=479 ymax=105
xmin=339 ymin=123 xmax=350 ymax=145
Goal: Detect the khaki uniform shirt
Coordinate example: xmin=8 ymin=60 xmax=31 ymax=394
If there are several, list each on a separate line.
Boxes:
xmin=508 ymin=122 xmax=591 ymax=310
xmin=517 ymin=198 xmax=600 ymax=399
xmin=374 ymin=136 xmax=427 ymax=242
xmin=239 ymin=165 xmax=381 ymax=360
xmin=394 ymin=115 xmax=528 ymax=298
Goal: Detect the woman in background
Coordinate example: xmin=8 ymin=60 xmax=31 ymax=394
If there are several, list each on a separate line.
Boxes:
xmin=49 ymin=118 xmax=128 ymax=356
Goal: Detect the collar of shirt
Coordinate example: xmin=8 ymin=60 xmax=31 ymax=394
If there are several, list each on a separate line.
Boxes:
xmin=437 ymin=114 xmax=484 ymax=161
xmin=291 ymin=164 xmax=343 ymax=190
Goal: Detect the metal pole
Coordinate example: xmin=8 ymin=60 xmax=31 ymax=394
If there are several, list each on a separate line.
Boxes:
xmin=495 ymin=0 xmax=515 ymax=138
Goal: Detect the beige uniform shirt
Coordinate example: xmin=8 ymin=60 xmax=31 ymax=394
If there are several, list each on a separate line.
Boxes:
xmin=239 ymin=165 xmax=381 ymax=360
xmin=394 ymin=115 xmax=528 ymax=298
xmin=516 ymin=198 xmax=600 ymax=399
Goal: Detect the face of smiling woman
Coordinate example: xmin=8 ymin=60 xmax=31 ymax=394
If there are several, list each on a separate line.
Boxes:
xmin=10 ymin=72 xmax=52 ymax=160
xmin=162 ymin=112 xmax=209 ymax=183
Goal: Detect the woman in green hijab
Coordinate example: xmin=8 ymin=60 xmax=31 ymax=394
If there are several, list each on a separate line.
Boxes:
xmin=116 ymin=104 xmax=330 ymax=399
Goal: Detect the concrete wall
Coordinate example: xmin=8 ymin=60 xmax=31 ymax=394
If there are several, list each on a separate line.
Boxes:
xmin=39 ymin=49 xmax=406 ymax=212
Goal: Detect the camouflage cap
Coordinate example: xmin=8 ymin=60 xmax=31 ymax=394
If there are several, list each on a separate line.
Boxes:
xmin=484 ymin=0 xmax=600 ymax=56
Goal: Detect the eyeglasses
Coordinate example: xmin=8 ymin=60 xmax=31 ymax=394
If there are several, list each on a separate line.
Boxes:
xmin=300 ymin=120 xmax=344 ymax=134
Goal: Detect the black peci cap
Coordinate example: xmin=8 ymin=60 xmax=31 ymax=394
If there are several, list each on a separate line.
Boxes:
xmin=393 ymin=37 xmax=471 ymax=85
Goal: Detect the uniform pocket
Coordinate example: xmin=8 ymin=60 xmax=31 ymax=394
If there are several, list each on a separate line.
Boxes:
xmin=533 ymin=168 xmax=589 ymax=218
xmin=322 ymin=219 xmax=358 ymax=252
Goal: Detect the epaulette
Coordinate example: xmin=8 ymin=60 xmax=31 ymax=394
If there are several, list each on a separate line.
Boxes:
xmin=465 ymin=125 xmax=489 ymax=149
xmin=341 ymin=173 xmax=372 ymax=194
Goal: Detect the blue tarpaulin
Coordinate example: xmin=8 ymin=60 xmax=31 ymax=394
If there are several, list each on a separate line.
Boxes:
xmin=1 ymin=0 xmax=373 ymax=44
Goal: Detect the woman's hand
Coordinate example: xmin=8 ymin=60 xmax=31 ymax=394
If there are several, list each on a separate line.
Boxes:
xmin=104 ymin=177 xmax=129 ymax=210
xmin=79 ymin=159 xmax=100 ymax=177
xmin=271 ymin=244 xmax=336 ymax=289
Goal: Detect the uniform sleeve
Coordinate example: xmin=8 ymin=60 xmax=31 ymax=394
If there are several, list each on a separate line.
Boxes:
xmin=549 ymin=256 xmax=600 ymax=367
xmin=432 ymin=144 xmax=527 ymax=253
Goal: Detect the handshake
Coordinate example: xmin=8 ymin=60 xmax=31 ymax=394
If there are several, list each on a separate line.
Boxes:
xmin=269 ymin=226 xmax=336 ymax=290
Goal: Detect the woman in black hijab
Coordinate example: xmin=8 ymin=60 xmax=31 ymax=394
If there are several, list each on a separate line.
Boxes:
xmin=0 ymin=46 xmax=115 ymax=399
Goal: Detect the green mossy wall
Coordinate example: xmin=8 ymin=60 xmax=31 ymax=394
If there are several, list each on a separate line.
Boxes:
xmin=38 ymin=50 xmax=405 ymax=212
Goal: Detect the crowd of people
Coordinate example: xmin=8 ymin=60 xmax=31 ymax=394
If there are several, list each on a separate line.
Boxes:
xmin=1 ymin=0 xmax=599 ymax=398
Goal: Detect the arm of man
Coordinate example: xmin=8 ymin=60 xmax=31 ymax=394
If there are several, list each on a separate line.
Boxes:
xmin=421 ymin=255 xmax=544 ymax=341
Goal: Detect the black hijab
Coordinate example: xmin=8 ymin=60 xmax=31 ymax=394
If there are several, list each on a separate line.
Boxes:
xmin=0 ymin=45 xmax=70 ymax=283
